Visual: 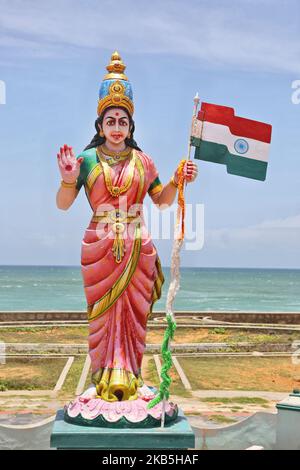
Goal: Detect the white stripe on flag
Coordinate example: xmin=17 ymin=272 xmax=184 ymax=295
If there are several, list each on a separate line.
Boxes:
xmin=194 ymin=121 xmax=270 ymax=162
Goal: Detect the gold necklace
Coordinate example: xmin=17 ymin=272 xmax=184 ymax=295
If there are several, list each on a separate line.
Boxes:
xmin=97 ymin=147 xmax=137 ymax=197
xmin=99 ymin=144 xmax=132 ymax=163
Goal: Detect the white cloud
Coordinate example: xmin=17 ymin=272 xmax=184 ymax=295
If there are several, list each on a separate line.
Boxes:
xmin=0 ymin=0 xmax=300 ymax=73
xmin=258 ymin=214 xmax=300 ymax=229
xmin=176 ymin=213 xmax=300 ymax=268
xmin=206 ymin=213 xmax=300 ymax=247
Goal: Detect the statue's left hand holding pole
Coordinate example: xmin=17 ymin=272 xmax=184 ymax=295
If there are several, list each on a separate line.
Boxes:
xmin=56 ymin=144 xmax=84 ymax=210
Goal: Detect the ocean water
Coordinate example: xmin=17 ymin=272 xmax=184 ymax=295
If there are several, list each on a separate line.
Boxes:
xmin=0 ymin=265 xmax=300 ymax=312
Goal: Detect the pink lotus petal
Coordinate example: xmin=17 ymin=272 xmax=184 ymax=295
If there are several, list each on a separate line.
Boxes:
xmin=67 ymin=400 xmax=82 ymax=418
xmin=65 ymin=397 xmax=177 ymax=423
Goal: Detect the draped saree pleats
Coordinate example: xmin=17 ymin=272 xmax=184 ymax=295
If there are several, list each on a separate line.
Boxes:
xmin=78 ymin=148 xmax=164 ymax=401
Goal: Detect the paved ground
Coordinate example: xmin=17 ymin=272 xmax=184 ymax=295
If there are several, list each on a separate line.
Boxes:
xmin=191 ymin=390 xmax=287 ymax=400
xmin=0 ymin=388 xmax=283 ymax=428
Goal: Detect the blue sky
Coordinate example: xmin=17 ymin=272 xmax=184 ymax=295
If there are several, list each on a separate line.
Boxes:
xmin=0 ymin=0 xmax=300 ymax=268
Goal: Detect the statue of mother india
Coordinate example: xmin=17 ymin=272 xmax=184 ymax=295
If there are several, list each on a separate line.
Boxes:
xmin=56 ymin=51 xmax=198 ymax=427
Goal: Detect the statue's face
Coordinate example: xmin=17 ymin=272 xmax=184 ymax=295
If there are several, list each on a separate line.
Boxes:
xmin=101 ymin=108 xmax=130 ymax=146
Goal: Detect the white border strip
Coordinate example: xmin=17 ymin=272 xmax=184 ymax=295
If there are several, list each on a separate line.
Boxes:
xmin=172 ymin=356 xmax=192 ymax=390
xmin=53 ymin=356 xmax=74 ymax=393
xmin=75 ymin=355 xmax=91 ymax=396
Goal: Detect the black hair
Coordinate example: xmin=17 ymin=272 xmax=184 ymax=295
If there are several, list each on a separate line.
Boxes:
xmin=84 ymin=106 xmax=142 ymax=151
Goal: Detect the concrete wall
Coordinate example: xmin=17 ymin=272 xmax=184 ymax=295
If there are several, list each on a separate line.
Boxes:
xmin=1 ymin=310 xmax=300 ymax=324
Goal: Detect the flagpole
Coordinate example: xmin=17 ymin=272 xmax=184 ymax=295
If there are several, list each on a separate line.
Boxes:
xmin=160 ymin=92 xmax=200 ymax=428
xmin=188 ymin=92 xmax=200 ymax=160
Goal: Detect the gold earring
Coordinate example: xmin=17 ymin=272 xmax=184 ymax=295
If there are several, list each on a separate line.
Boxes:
xmin=99 ymin=129 xmax=104 ymax=137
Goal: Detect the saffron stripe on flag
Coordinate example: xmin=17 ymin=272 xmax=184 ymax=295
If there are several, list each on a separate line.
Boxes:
xmin=198 ymin=102 xmax=272 ymax=143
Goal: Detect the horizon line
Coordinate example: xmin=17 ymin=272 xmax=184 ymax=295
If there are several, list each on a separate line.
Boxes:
xmin=0 ymin=264 xmax=300 ymax=271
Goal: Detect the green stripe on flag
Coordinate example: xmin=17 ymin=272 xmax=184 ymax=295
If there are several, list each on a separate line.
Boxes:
xmin=226 ymin=153 xmax=267 ymax=181
xmin=191 ymin=137 xmax=227 ymax=164
xmin=192 ymin=139 xmax=267 ymax=181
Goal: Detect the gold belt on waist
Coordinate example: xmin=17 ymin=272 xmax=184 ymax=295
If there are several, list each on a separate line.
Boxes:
xmin=91 ymin=209 xmax=141 ymax=264
xmin=91 ymin=208 xmax=141 ymax=224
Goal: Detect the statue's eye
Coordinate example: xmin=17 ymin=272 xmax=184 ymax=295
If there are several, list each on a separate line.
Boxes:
xmin=120 ymin=120 xmax=127 ymax=126
xmin=107 ymin=120 xmax=114 ymax=126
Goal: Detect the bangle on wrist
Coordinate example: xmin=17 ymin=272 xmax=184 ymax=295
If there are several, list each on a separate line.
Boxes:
xmin=61 ymin=179 xmax=77 ymax=189
xmin=170 ymin=175 xmax=179 ymax=188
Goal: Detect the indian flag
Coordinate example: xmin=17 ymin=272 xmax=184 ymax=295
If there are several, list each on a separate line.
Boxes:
xmin=191 ymin=102 xmax=272 ymax=181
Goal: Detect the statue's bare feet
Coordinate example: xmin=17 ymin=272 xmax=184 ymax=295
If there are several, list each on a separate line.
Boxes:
xmin=138 ymin=384 xmax=156 ymax=401
xmin=79 ymin=384 xmax=97 ymax=402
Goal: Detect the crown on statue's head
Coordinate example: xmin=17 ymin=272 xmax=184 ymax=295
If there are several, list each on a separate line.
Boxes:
xmin=97 ymin=51 xmax=134 ymax=117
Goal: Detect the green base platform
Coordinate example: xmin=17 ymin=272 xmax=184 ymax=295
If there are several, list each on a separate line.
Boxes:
xmin=50 ymin=409 xmax=195 ymax=450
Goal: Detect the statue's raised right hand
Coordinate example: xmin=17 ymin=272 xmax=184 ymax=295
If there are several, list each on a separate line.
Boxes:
xmin=57 ymin=144 xmax=83 ymax=184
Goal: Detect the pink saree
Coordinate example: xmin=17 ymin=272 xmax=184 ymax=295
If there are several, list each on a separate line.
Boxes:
xmin=79 ymin=148 xmax=164 ymax=402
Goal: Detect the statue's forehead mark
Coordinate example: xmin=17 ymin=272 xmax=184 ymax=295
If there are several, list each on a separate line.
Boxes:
xmin=105 ymin=111 xmax=128 ymax=119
